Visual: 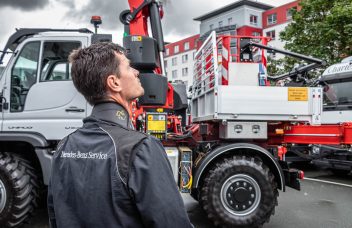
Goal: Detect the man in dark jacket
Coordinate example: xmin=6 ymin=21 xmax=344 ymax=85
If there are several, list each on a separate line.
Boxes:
xmin=47 ymin=42 xmax=193 ymax=228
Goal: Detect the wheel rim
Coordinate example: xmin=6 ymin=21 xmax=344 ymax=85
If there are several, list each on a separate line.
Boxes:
xmin=220 ymin=174 xmax=261 ymax=216
xmin=0 ymin=179 xmax=7 ymax=213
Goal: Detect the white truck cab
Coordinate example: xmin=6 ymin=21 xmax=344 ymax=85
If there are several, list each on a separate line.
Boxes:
xmin=0 ymin=29 xmax=111 ymax=227
xmin=0 ymin=30 xmax=112 ymax=139
xmin=320 ymin=56 xmax=352 ymax=124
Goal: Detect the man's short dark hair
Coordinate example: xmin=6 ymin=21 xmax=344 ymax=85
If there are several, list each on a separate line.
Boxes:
xmin=69 ymin=42 xmax=125 ymax=105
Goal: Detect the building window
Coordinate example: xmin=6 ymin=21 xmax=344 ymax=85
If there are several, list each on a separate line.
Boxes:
xmin=219 ymin=21 xmax=223 ymax=27
xmin=228 ymin=17 xmax=232 ymax=25
xmin=252 ymin=32 xmax=261 ymax=37
xmin=267 ymin=13 xmax=277 ymax=25
xmin=182 ymin=54 xmax=188 ymax=63
xmin=209 ymin=24 xmax=214 ymax=30
xmin=172 ymin=70 xmax=177 ymax=79
xmin=172 ymin=57 xmax=177 ymax=66
xmin=174 ymin=45 xmax=179 ymax=53
xmin=250 ymin=15 xmax=258 ymax=25
xmin=164 ymin=60 xmax=167 ymax=68
xmin=266 ymin=30 xmax=276 ymax=40
xmin=182 ymin=68 xmax=188 ymax=77
xmin=166 ymin=48 xmax=169 ymax=56
xmin=184 ymin=42 xmax=190 ymax=50
xmin=286 ymin=7 xmax=297 ymax=20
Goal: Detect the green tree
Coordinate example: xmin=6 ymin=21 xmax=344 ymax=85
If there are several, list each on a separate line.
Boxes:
xmin=267 ymin=56 xmax=297 ymax=76
xmin=280 ymin=0 xmax=352 ymax=65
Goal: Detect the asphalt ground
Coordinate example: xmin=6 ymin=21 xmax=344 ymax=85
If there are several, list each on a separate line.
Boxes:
xmin=23 ymin=164 xmax=352 ymax=228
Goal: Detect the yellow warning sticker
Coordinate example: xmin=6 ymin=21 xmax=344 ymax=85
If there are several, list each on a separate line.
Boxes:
xmin=132 ymin=36 xmax=142 ymax=42
xmin=165 ymin=149 xmax=174 ymax=154
xmin=288 ymin=87 xmax=308 ymax=101
xmin=147 ymin=121 xmax=166 ymax=131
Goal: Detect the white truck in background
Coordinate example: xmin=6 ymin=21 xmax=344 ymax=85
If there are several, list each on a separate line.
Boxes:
xmin=287 ymin=57 xmax=352 ymax=175
xmin=311 ymin=57 xmax=352 ymax=174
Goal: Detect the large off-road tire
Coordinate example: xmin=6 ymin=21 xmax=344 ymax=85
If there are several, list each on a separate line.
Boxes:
xmin=200 ymin=156 xmax=278 ymax=228
xmin=0 ymin=152 xmax=40 ymax=227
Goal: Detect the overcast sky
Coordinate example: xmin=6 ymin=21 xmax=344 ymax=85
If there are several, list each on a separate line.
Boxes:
xmin=0 ymin=0 xmax=293 ymax=64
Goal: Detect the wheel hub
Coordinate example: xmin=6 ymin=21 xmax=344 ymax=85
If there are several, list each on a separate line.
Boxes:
xmin=226 ymin=181 xmax=256 ymax=211
xmin=221 ymin=174 xmax=261 ymax=216
xmin=0 ymin=179 xmax=7 ymax=213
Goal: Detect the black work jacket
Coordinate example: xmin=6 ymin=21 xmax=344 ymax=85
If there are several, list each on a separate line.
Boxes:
xmin=47 ymin=102 xmax=193 ymax=228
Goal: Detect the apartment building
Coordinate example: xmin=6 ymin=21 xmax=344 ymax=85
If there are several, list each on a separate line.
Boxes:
xmin=164 ymin=34 xmax=200 ymax=90
xmin=262 ymin=1 xmax=300 ymax=57
xmin=194 ymin=0 xmax=272 ymax=39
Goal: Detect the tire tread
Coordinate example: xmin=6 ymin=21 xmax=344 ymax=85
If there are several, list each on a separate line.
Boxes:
xmin=200 ymin=155 xmax=279 ymax=228
xmin=0 ymin=152 xmax=39 ymax=228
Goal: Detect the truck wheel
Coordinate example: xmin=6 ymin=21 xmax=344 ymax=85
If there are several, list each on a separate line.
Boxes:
xmin=0 ymin=152 xmax=39 ymax=227
xmin=200 ymin=156 xmax=278 ymax=228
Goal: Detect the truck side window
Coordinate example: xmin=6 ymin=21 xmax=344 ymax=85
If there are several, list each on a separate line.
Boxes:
xmin=10 ymin=41 xmax=40 ymax=112
xmin=46 ymin=62 xmax=69 ymax=81
xmin=40 ymin=41 xmax=81 ymax=81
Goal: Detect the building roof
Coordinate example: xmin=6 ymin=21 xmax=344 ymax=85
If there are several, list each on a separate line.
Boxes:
xmin=193 ymin=0 xmax=273 ymax=21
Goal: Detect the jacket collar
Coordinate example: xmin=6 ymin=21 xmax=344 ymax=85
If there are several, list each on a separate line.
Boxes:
xmin=86 ymin=101 xmax=133 ymax=129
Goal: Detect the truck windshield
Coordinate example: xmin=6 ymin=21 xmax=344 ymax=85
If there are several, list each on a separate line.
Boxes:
xmin=323 ymin=80 xmax=352 ymax=108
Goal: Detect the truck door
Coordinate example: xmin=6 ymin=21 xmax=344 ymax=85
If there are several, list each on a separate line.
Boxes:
xmin=2 ymin=36 xmax=90 ymax=140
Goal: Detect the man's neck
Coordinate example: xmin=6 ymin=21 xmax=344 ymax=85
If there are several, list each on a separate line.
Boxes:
xmin=106 ymin=97 xmax=132 ymax=117
xmin=90 ymin=102 xmax=133 ymax=128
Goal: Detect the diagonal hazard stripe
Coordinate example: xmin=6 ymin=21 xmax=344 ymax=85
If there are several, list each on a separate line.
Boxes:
xmin=222 ymin=47 xmax=229 ymax=61
xmin=222 ymin=65 xmax=228 ymax=80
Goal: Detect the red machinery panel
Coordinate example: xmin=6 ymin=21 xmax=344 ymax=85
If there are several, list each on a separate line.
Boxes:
xmin=283 ymin=123 xmax=352 ymax=145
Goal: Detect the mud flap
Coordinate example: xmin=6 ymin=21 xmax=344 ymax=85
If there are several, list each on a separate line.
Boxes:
xmin=279 ymin=160 xmax=302 ymax=191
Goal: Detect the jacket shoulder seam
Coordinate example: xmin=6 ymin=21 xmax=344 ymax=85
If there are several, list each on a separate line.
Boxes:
xmin=99 ymin=126 xmax=127 ymax=185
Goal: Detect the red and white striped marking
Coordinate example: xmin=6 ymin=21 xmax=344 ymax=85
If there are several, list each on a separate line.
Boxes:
xmin=221 ymin=37 xmax=230 ymax=85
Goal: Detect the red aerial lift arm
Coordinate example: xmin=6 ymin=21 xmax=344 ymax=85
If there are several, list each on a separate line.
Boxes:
xmin=121 ymin=0 xmax=149 ymax=36
xmin=120 ymin=0 xmax=175 ymax=130
xmin=121 ymin=0 xmax=165 ymax=53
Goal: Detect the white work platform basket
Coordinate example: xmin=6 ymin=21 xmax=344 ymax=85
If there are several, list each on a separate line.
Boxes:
xmin=191 ymin=32 xmax=323 ymax=125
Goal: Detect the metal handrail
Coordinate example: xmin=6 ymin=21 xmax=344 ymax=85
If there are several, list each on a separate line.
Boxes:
xmin=192 ymin=31 xmax=218 ymax=99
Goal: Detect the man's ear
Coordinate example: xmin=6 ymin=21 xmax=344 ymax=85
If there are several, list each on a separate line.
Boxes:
xmin=106 ymin=75 xmax=122 ymax=92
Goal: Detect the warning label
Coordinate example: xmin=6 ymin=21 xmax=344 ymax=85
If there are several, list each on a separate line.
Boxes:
xmin=147 ymin=114 xmax=166 ymax=131
xmin=147 ymin=121 xmax=166 ymax=131
xmin=288 ymin=88 xmax=308 ymax=101
xmin=131 ymin=36 xmax=142 ymax=42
